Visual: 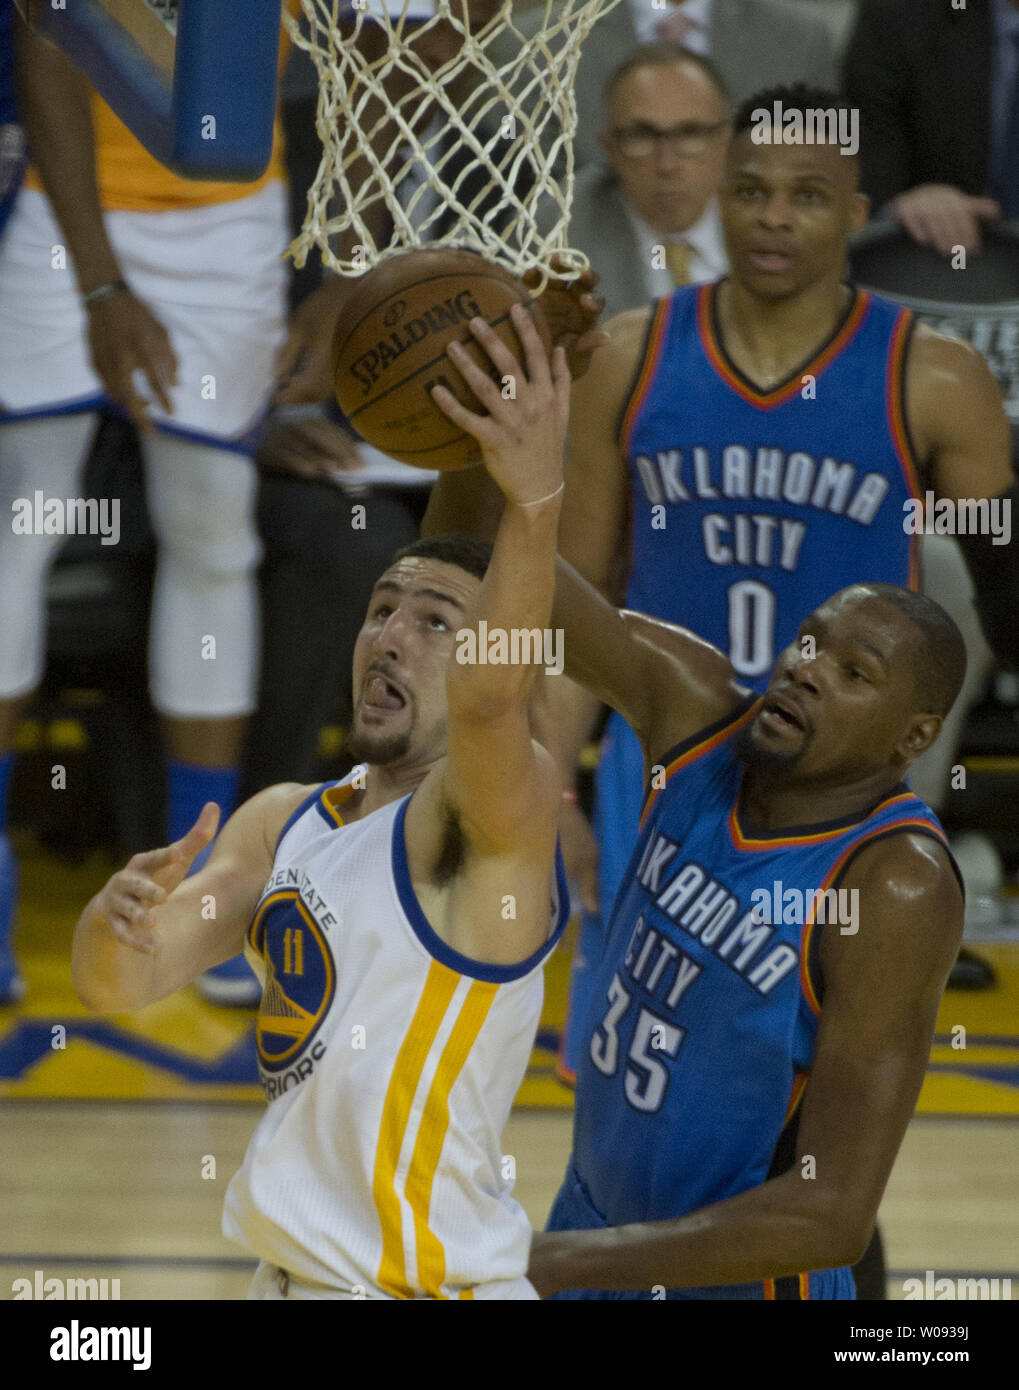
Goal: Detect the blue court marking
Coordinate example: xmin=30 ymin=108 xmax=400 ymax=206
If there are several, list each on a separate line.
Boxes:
xmin=0 ymin=1018 xmax=258 ymax=1084
xmin=926 ymin=1062 xmax=1019 ymax=1089
xmin=2 ymin=1018 xmax=1017 ymax=1092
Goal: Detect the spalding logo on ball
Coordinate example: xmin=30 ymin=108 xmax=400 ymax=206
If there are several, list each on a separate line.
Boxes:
xmin=332 ymin=249 xmax=551 ymax=471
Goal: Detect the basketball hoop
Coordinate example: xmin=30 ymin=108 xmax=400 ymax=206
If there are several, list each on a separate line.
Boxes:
xmin=288 ymin=0 xmax=622 ymax=289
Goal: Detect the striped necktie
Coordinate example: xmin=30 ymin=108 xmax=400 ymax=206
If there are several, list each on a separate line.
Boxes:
xmin=665 ymin=240 xmax=692 ymax=286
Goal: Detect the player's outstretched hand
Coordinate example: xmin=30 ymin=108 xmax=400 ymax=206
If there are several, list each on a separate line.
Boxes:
xmin=523 ymin=256 xmax=608 ymax=381
xmin=87 ymin=804 xmax=220 ymax=954
xmin=85 ymin=289 xmax=178 ymax=432
xmin=430 ymin=302 xmax=570 ymax=507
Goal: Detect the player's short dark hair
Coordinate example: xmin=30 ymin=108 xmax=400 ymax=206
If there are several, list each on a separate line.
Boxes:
xmin=390 ymin=533 xmax=492 ymax=583
xmin=853 ymin=584 xmax=967 ymax=718
xmin=605 ymin=42 xmax=731 ymax=113
xmin=733 ymin=82 xmax=855 ymax=144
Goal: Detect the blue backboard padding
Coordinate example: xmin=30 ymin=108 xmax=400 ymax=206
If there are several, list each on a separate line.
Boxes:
xmin=29 ymin=0 xmax=280 ymax=181
xmin=172 ymin=0 xmax=280 ymax=178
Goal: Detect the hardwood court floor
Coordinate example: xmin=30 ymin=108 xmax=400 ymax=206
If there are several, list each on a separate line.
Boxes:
xmin=1 ymin=1104 xmax=1015 ymax=1300
xmin=0 ymin=840 xmax=1017 ymax=1299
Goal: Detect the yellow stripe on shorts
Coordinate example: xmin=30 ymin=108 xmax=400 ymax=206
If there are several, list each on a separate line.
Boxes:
xmin=373 ymin=960 xmax=461 ymax=1298
xmin=407 ymin=979 xmax=498 ymax=1298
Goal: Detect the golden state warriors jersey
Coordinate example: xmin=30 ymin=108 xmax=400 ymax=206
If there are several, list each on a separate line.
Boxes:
xmin=223 ymin=771 xmax=569 ymax=1300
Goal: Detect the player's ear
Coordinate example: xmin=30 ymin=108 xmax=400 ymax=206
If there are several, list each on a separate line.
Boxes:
xmin=897 ymin=712 xmax=942 ymax=764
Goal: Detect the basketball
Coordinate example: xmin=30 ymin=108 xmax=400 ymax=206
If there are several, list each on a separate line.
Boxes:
xmin=332 ymin=249 xmax=552 ymax=471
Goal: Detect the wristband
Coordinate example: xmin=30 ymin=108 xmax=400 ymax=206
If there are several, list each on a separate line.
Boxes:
xmin=83 ymin=280 xmax=129 ymax=308
xmin=516 ymin=481 xmax=565 ymax=508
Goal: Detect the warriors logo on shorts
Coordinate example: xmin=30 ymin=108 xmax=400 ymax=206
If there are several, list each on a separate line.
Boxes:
xmin=248 ymin=891 xmax=336 ymax=1072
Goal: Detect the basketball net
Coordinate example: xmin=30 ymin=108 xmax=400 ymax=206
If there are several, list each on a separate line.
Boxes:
xmin=287 ymin=0 xmax=622 ymax=288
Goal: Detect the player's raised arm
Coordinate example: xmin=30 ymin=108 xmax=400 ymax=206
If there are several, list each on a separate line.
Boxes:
xmin=422 ymin=306 xmax=567 ymax=868
xmin=424 ymin=469 xmax=746 ymax=778
xmin=529 ymin=833 xmax=963 ymax=1295
xmin=554 ymin=561 xmax=749 ymax=765
xmin=71 ymin=783 xmax=307 ymax=1012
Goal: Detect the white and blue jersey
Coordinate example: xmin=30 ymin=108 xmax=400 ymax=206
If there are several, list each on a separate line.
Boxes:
xmin=549 ymin=697 xmax=960 ymax=1299
xmin=225 ymin=773 xmax=570 ymax=1299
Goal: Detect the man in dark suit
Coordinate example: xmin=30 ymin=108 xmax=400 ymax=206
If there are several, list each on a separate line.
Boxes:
xmin=843 ymin=0 xmax=1019 ymax=253
xmin=521 ymin=0 xmax=843 ymax=172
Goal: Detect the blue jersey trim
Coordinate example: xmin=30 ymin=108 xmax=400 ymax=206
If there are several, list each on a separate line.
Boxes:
xmin=391 ymin=794 xmax=570 ymax=983
xmin=0 ymin=393 xmax=106 ymax=421
xmin=893 ymin=309 xmax=924 ymax=483
xmin=707 ymin=280 xmax=863 ymax=400
xmin=140 ymin=415 xmax=265 ymax=457
xmin=735 ymin=780 xmax=916 ymax=844
xmin=0 ymin=396 xmax=265 ymax=454
xmin=614 ymin=296 xmax=666 ymax=448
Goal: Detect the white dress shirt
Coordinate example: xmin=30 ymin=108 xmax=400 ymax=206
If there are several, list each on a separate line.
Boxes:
xmin=628 ymin=0 xmax=713 ymax=52
xmin=623 ymin=195 xmax=729 ymax=297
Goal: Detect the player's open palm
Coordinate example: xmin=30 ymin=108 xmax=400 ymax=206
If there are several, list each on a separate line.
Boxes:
xmin=86 ymin=289 xmax=178 ymax=431
xmin=431 ymin=302 xmax=571 ymax=506
xmin=88 ymin=804 xmax=220 ymax=954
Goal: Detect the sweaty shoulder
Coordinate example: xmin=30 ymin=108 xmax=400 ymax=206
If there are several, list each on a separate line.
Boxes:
xmin=844 ymin=828 xmax=963 ymax=926
xmin=605 ymin=304 xmax=656 ymax=366
xmin=821 ymin=828 xmax=964 ymax=1002
xmin=905 ymin=322 xmax=1011 ymax=481
xmin=908 ymin=322 xmax=994 ymax=391
xmin=577 ymin=305 xmax=655 ymax=397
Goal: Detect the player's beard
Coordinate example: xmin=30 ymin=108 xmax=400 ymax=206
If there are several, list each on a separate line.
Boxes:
xmin=732 ymin=719 xmax=812 ymax=776
xmin=345 ymin=723 xmax=413 ymax=766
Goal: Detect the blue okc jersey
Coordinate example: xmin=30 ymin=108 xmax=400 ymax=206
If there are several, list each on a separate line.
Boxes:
xmin=550 ymin=698 xmax=959 ymax=1300
xmin=621 ymin=282 xmax=922 ymax=687
xmin=575 ymin=283 xmax=929 ymax=948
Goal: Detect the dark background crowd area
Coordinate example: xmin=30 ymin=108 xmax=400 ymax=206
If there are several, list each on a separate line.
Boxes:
xmin=9 ymin=0 xmax=1019 ymax=874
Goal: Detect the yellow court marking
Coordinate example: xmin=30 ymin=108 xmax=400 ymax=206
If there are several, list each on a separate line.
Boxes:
xmin=3 ymin=844 xmax=1017 ymax=1116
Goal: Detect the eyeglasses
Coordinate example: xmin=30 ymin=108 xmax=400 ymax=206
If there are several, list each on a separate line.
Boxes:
xmin=610 ymin=120 xmax=730 ymax=158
